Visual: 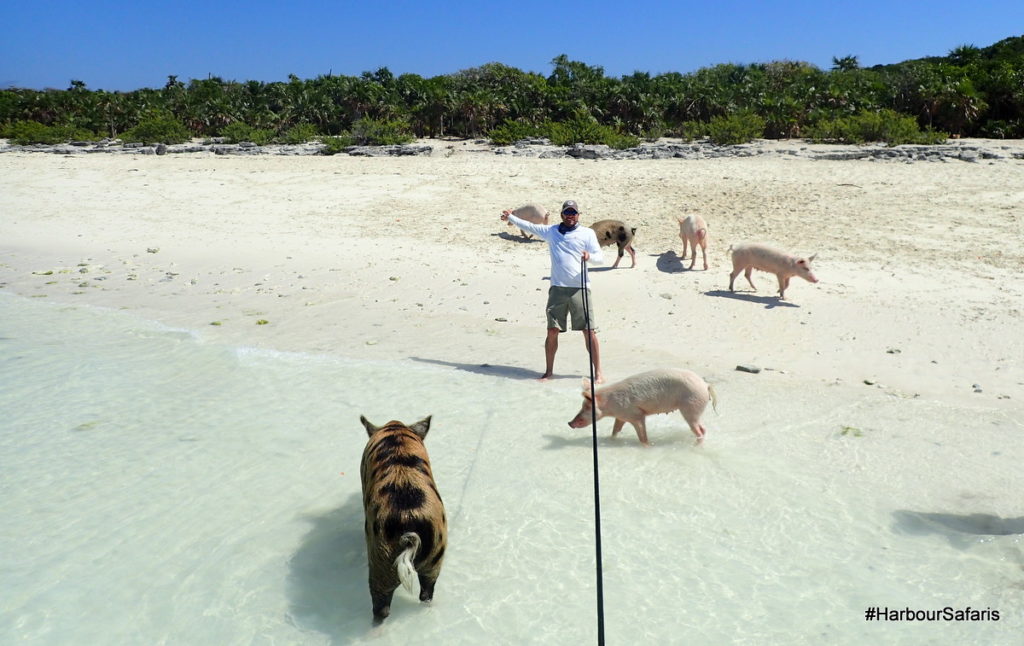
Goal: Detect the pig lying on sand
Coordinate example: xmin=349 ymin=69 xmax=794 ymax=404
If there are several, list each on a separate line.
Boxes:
xmin=728 ymin=242 xmax=818 ymax=299
xmin=505 ymin=204 xmax=549 ymax=239
xmin=590 ymin=219 xmax=637 ymax=268
xmin=677 ymin=214 xmax=709 ymax=270
xmin=568 ymin=368 xmax=717 ymax=446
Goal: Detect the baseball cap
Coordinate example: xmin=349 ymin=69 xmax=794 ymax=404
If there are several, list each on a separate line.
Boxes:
xmin=561 ymin=200 xmax=579 ymax=213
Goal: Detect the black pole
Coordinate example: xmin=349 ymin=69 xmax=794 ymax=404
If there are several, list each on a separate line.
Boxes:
xmin=580 ymin=257 xmax=606 ymax=645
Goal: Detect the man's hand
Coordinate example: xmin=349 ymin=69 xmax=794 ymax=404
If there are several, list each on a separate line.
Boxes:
xmin=581 ymin=250 xmax=590 ymax=262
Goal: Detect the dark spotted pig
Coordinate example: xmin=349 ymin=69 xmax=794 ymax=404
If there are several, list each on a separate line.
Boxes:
xmin=359 ymin=415 xmax=447 ymax=622
xmin=590 ymin=219 xmax=637 ymax=268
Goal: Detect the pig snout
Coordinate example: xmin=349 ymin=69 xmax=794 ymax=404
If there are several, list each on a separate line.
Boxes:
xmin=568 ymin=410 xmax=591 ymax=428
xmin=799 ymin=265 xmax=819 ymax=283
xmin=568 ymin=400 xmax=596 ymax=428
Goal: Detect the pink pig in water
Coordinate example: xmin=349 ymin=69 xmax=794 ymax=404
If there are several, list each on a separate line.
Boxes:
xmin=728 ymin=242 xmax=818 ymax=299
xmin=567 ymin=368 xmax=718 ymax=446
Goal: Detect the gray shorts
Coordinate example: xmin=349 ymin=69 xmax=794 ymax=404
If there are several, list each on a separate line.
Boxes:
xmin=546 ymin=286 xmax=597 ymax=332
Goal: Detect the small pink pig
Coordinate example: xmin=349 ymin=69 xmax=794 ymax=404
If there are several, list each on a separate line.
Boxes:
xmin=728 ymin=242 xmax=818 ymax=299
xmin=677 ymin=214 xmax=709 ymax=270
xmin=505 ymin=204 xmax=549 ymax=239
xmin=567 ymin=368 xmax=717 ymax=446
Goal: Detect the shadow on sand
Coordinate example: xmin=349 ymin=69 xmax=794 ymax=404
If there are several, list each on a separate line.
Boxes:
xmin=652 ymin=250 xmax=687 ymax=274
xmin=541 ymin=430 xmax=701 ymax=451
xmin=286 ymin=494 xmax=373 ymax=643
xmin=651 ymin=249 xmax=713 ymax=274
xmin=704 ymin=289 xmax=799 ymax=309
xmin=492 ymin=231 xmax=544 ymax=244
xmin=410 ymin=356 xmax=582 ymax=381
xmin=287 ymin=494 xmax=440 ymax=642
xmin=891 ymin=509 xmax=1024 ymax=549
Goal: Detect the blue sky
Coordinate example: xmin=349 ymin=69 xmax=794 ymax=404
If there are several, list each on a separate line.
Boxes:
xmin=3 ymin=1 xmax=1021 ymax=91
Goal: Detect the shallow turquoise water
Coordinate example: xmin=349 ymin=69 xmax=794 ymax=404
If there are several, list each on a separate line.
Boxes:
xmin=2 ymin=293 xmax=1021 ymax=645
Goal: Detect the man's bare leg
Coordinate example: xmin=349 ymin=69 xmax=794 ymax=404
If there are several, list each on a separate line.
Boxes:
xmin=583 ymin=329 xmax=603 ymax=383
xmin=539 ymin=327 xmax=560 ymax=381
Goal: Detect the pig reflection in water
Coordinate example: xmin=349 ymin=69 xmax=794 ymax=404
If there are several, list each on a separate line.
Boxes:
xmin=568 ymin=368 xmax=718 ymax=446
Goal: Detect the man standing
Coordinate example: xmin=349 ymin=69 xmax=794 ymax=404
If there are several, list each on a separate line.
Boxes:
xmin=501 ymin=200 xmax=605 ymax=382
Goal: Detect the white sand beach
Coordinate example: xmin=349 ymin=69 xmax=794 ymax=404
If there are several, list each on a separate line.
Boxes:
xmin=2 ymin=141 xmax=1022 ymax=644
xmin=3 ymin=140 xmax=1023 ymax=403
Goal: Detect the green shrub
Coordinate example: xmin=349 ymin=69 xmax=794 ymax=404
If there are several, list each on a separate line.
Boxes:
xmin=4 ymin=120 xmax=96 ymax=144
xmin=220 ymin=122 xmax=274 ymax=145
xmin=278 ymin=123 xmax=320 ymax=144
xmin=488 ymin=119 xmax=546 ymax=145
xmin=122 ymin=114 xmax=191 ymax=144
xmin=806 ymin=109 xmax=947 ymax=146
xmin=320 ymin=135 xmax=355 ymax=155
xmin=978 ymin=119 xmax=1024 ymax=139
xmin=221 ymin=121 xmax=253 ymax=143
xmin=348 ymin=117 xmax=415 ymax=145
xmin=706 ymin=111 xmax=765 ymax=145
xmin=318 ymin=118 xmax=423 ymax=152
xmin=974 ymin=119 xmax=1024 ymax=139
xmin=601 ymin=129 xmax=641 ymax=149
xmin=543 ymin=111 xmax=640 ymax=149
xmin=639 ymin=121 xmax=668 ymax=141
xmin=672 ymin=120 xmax=709 ymax=141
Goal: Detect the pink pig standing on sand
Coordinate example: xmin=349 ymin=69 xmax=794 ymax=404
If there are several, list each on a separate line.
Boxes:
xmin=567 ymin=368 xmax=717 ymax=446
xmin=505 ymin=203 xmax=549 ymax=239
xmin=677 ymin=214 xmax=709 ymax=270
xmin=728 ymin=242 xmax=819 ymax=299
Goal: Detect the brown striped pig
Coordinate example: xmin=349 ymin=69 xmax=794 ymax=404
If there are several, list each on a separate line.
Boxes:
xmin=728 ymin=242 xmax=818 ymax=299
xmin=677 ymin=214 xmax=709 ymax=270
xmin=504 ymin=203 xmax=549 ymax=239
xmin=591 ymin=219 xmax=637 ymax=268
xmin=359 ymin=415 xmax=447 ymax=623
xmin=567 ymin=368 xmax=718 ymax=446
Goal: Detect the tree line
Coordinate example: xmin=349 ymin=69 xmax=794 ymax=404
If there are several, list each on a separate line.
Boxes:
xmin=1 ymin=35 xmax=1021 ymax=146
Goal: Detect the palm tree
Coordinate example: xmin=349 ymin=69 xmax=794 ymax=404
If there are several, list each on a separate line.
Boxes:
xmin=831 ymin=55 xmax=860 ymax=71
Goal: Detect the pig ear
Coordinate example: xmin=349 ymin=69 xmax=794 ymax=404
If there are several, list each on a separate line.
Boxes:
xmin=409 ymin=415 xmax=432 ymax=439
xmin=360 ymin=415 xmax=378 ymax=437
xmin=581 ymin=377 xmax=592 ymax=391
xmin=808 ymin=253 xmax=818 ymax=262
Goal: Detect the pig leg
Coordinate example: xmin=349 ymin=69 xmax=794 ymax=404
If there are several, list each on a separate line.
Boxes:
xmin=728 ymin=265 xmax=741 ymax=291
xmin=681 ymin=236 xmax=689 ymax=261
xmin=687 ymin=242 xmax=697 ymax=269
xmin=743 ymin=267 xmax=757 ymax=291
xmin=777 ymin=274 xmax=789 ymax=299
xmin=626 ymin=244 xmax=636 ymax=268
xmin=418 ymin=572 xmax=438 ymax=603
xmin=699 ymin=241 xmax=708 ymax=270
xmin=630 ymin=417 xmax=651 ymax=446
xmin=371 ymin=585 xmax=397 ymax=622
xmin=682 ymin=412 xmax=708 ymax=444
xmin=611 ymin=418 xmax=626 ymax=437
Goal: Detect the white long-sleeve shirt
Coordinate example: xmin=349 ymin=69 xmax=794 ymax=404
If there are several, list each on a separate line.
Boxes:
xmin=507 ymin=214 xmax=604 ymax=287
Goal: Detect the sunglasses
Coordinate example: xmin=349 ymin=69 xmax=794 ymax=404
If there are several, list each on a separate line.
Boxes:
xmin=562 ymin=209 xmax=579 ymax=216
